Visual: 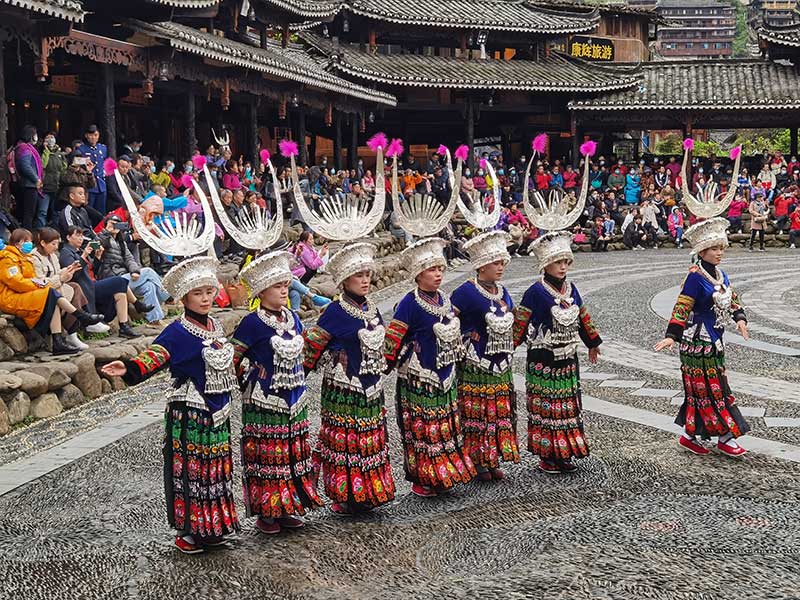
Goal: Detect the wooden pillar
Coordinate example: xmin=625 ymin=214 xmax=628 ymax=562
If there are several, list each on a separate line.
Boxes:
xmin=465 ymin=98 xmax=474 ymax=170
xmin=334 ymin=111 xmax=343 ymax=171
xmin=570 ymin=115 xmax=579 ymax=166
xmin=791 ymin=128 xmax=798 ymax=157
xmin=500 ymin=126 xmax=513 ymax=166
xmin=282 ymin=23 xmax=290 ymax=49
xmin=184 ymin=92 xmax=197 ymax=160
xmin=99 ymin=64 xmax=117 ymax=157
xmin=309 ymin=133 xmax=317 ymax=167
xmin=260 ymin=24 xmax=268 ymax=49
xmin=349 ymin=114 xmax=358 ymax=170
xmin=0 ymin=43 xmax=7 ymax=157
xmin=248 ymin=99 xmax=259 ymax=166
xmin=297 ymin=107 xmax=307 ymax=166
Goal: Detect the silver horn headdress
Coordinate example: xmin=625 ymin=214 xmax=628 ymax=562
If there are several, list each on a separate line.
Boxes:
xmin=680 ymin=139 xmax=742 ymax=219
xmin=286 ymin=137 xmax=386 ymax=240
xmin=198 ymin=151 xmax=284 ymax=250
xmin=523 ymin=133 xmax=592 ymax=232
xmin=115 ymin=168 xmax=215 ymax=257
xmin=391 ymin=140 xmax=458 ymax=238
xmin=450 ymin=145 xmax=501 ymax=230
xmin=212 ymin=127 xmax=230 ymax=153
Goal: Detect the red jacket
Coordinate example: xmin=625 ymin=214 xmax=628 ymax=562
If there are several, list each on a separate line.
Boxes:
xmin=790 ymin=211 xmax=800 ymax=231
xmin=534 ymin=172 xmax=551 ymax=190
xmin=562 ymin=170 xmax=578 ymax=189
xmin=774 ymin=195 xmax=792 ymax=217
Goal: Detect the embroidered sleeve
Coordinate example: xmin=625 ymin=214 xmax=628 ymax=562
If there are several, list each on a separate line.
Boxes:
xmin=578 ymin=305 xmax=602 ymax=349
xmin=666 ymin=271 xmax=699 ymax=340
xmin=512 ymin=306 xmax=532 ymax=348
xmin=303 ymin=325 xmax=332 ymax=370
xmin=384 ymin=319 xmax=409 ymax=367
xmin=122 ymin=343 xmax=170 ymax=385
xmin=731 ymin=288 xmax=746 ymax=323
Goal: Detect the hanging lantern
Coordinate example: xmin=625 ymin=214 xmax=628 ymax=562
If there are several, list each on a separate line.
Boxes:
xmin=325 ymin=102 xmax=333 ymax=127
xmin=279 ymin=97 xmax=287 ymax=120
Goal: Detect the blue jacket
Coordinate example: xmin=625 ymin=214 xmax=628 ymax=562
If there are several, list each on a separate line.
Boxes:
xmin=77 ymin=142 xmax=108 ymax=193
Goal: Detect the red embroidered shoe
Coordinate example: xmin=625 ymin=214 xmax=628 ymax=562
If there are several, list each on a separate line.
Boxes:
xmin=411 ymin=483 xmax=437 ymax=498
xmin=490 ymin=468 xmax=505 ymax=480
xmin=277 ymin=516 xmax=305 ymax=529
xmin=174 ymin=536 xmax=204 ymax=555
xmin=717 ymin=440 xmax=747 ymax=457
xmin=200 ymin=535 xmax=226 ymax=547
xmin=560 ymin=460 xmax=578 ymax=473
xmin=539 ymin=460 xmax=562 ymax=474
xmin=679 ymin=435 xmax=710 ymax=455
xmin=255 ymin=517 xmax=281 ymax=535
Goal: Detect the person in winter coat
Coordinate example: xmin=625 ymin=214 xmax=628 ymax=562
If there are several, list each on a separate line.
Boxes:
xmin=562 ymin=165 xmax=578 ymax=190
xmin=106 ymin=157 xmax=142 ymax=212
xmin=624 ymin=169 xmax=641 ymax=205
xmin=14 ymin=125 xmax=44 ymax=230
xmin=41 ymin=132 xmax=67 ymax=223
xmin=726 ymin=194 xmax=748 ymax=234
xmin=58 ymin=185 xmax=102 ymax=241
xmin=667 ymin=206 xmax=685 ymax=248
xmin=0 ymin=228 xmax=104 ymax=354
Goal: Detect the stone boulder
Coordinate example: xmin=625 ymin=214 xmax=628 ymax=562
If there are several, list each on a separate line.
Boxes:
xmin=100 ymin=378 xmax=112 ymax=394
xmin=15 ymin=371 xmax=49 ymax=398
xmin=310 ymin=276 xmax=337 ymax=300
xmin=26 ymin=364 xmax=72 ymax=392
xmin=87 ymin=344 xmax=138 ymax=364
xmin=4 ymin=391 xmax=30 ymax=425
xmin=0 ymin=372 xmax=22 ymax=394
xmin=0 ymin=401 xmax=8 ymax=436
xmin=0 ymin=326 xmax=28 ymax=354
xmin=56 ymin=383 xmax=86 ymax=410
xmin=73 ymin=353 xmax=103 ymax=399
xmin=0 ymin=339 xmax=14 ymax=362
xmin=30 ymin=393 xmax=63 ymax=419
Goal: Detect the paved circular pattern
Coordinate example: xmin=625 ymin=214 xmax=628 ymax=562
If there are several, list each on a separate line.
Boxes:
xmin=3 ymin=248 xmax=800 ymax=599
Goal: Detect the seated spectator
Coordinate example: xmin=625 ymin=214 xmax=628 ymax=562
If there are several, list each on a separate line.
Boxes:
xmin=607 ymin=167 xmax=625 ymax=197
xmin=293 ymin=231 xmax=328 ymax=284
xmin=60 ymin=225 xmax=141 ymax=338
xmin=654 ymin=165 xmax=669 ymax=190
xmin=96 ymin=215 xmax=170 ymax=324
xmin=222 ymin=160 xmax=243 ymax=192
xmin=0 ymin=228 xmax=104 ymax=354
xmin=773 ymin=191 xmax=792 ymax=234
xmin=534 ymin=164 xmax=551 ymax=191
xmin=288 ymin=277 xmax=329 ymax=311
xmin=550 ymin=166 xmax=564 ymax=189
xmin=58 ymin=184 xmax=101 ymax=241
xmin=589 ymin=216 xmax=610 ymax=252
xmin=362 ymin=170 xmax=375 ymax=192
xmin=150 ymin=161 xmax=172 ymax=190
xmin=623 ymin=215 xmax=649 ymax=250
xmin=667 ymin=206 xmax=685 ymax=248
xmin=106 ymin=156 xmax=141 ymax=211
xmin=562 ymin=165 xmax=578 ymax=190
xmin=389 ymin=210 xmax=413 ymax=246
xmin=624 ymin=168 xmax=641 ymax=205
xmin=789 ymin=204 xmax=800 ymax=249
xmin=31 ymin=227 xmax=91 ymax=349
xmin=621 ymin=207 xmax=639 ymax=235
xmin=459 ymin=169 xmax=477 ymax=208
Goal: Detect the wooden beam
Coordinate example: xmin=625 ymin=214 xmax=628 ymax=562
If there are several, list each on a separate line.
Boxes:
xmin=334 ymin=111 xmax=343 ymax=171
xmin=185 ymin=92 xmax=197 ymax=160
xmin=349 ymin=114 xmax=358 ymax=170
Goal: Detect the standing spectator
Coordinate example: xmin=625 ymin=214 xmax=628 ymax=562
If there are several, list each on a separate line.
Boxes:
xmin=41 ymin=132 xmax=67 ymax=224
xmin=59 ymin=151 xmax=97 ymax=198
xmin=96 ymin=215 xmax=170 ymax=323
xmin=77 ymin=125 xmax=108 ymax=214
xmin=13 ymin=125 xmax=43 ymax=230
xmin=737 ymin=168 xmax=752 ymax=201
xmin=654 ymin=165 xmax=669 ymax=190
xmin=667 ymin=206 xmax=685 ymax=248
xmin=624 ymin=167 xmax=641 ymax=205
xmin=789 ymin=204 xmax=800 ymax=248
xmin=748 ymin=192 xmax=768 ymax=252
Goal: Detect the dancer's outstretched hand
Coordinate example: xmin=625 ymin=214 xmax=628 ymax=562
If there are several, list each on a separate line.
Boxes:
xmin=101 ymin=360 xmax=126 ymax=377
xmin=653 ymin=337 xmax=674 ymax=352
xmin=588 ymin=347 xmax=601 ymax=364
xmin=736 ymin=320 xmax=750 ymax=340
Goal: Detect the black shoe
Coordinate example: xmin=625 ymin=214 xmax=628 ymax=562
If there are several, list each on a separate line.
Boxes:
xmin=118 ymin=322 xmax=140 ymax=339
xmin=73 ymin=309 xmax=105 ymax=326
xmin=133 ymin=300 xmax=155 ymax=314
xmin=52 ymin=333 xmax=79 ymax=355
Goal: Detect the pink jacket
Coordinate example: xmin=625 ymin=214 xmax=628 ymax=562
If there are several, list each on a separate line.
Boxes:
xmin=297 ymin=242 xmax=324 ymax=271
xmin=222 ymin=173 xmax=242 ymax=191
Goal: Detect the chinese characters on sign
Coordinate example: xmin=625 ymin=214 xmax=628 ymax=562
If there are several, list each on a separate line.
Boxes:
xmin=569 ymin=36 xmax=614 ymax=61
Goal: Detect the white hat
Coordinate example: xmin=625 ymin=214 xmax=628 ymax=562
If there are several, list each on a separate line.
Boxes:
xmin=530 ymin=231 xmax=574 ymax=271
xmin=684 ymin=217 xmax=729 ymax=253
xmin=400 ymin=238 xmax=447 ymax=280
xmin=463 ymin=230 xmax=511 ymax=271
xmin=327 ymin=242 xmax=377 ymax=287
xmin=162 ymin=256 xmax=219 ymax=300
xmin=238 ymin=250 xmax=293 ymax=299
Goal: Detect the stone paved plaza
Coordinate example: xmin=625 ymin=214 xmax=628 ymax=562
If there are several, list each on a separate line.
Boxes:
xmin=2 ymin=248 xmax=800 ymax=600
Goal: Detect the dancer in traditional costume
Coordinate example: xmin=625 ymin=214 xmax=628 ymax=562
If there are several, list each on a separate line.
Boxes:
xmin=451 ymin=230 xmax=520 ymax=480
xmin=383 ymin=142 xmax=475 ymax=497
xmin=290 ymin=134 xmax=395 ymax=515
xmin=102 ymin=164 xmax=238 ymax=555
xmin=231 ymin=251 xmax=323 ymax=534
xmin=655 ymin=142 xmax=749 ymax=457
xmin=513 ymin=136 xmax=602 ymax=474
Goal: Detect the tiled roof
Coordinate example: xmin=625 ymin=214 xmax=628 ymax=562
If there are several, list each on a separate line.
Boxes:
xmin=304 ymin=34 xmax=640 ymax=92
xmin=756 ymin=22 xmax=800 ymax=48
xmin=569 ymin=59 xmax=800 ymax=111
xmin=1 ymin=0 xmax=84 ymax=21
xmin=258 ymin=0 xmax=600 ymax=33
xmin=144 ymin=0 xmax=219 ymax=7
xmin=131 ymin=21 xmax=396 ymax=106
xmin=527 ymin=0 xmax=658 ymax=18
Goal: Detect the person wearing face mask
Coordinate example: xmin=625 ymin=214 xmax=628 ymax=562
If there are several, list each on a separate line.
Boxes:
xmin=40 ymin=132 xmax=67 ymax=225
xmin=13 ymin=125 xmax=44 ymax=230
xmin=150 ymin=160 xmax=172 ymax=190
xmin=607 ymin=165 xmax=626 ymax=197
xmin=0 ymin=228 xmax=105 ymax=354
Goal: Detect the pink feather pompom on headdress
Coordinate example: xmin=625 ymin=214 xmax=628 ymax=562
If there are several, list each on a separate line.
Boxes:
xmin=437 ymin=144 xmax=449 ymax=156
xmin=683 ymin=138 xmax=694 ymax=151
xmin=531 ymin=133 xmax=548 ymax=155
xmin=730 ymin=146 xmax=741 ymax=160
xmin=279 ymin=139 xmax=299 ymax=158
xmin=454 ymin=144 xmax=469 ymax=162
xmin=479 ymin=158 xmax=488 ymax=170
xmin=103 ymin=158 xmax=117 ymax=177
xmin=367 ymin=132 xmax=388 ymax=152
xmin=579 ymin=140 xmax=597 ymax=157
xmin=192 ymin=155 xmax=207 ymax=171
xmin=259 ymin=148 xmax=271 ymax=164
xmin=386 ymin=138 xmax=404 ymax=158
xmin=181 ymin=174 xmax=194 ymax=189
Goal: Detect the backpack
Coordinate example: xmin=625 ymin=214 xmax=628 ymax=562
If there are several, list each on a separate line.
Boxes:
xmin=6 ymin=146 xmax=17 ymax=183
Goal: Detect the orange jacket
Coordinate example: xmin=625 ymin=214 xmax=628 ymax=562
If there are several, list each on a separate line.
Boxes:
xmin=0 ymin=246 xmax=50 ymax=329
